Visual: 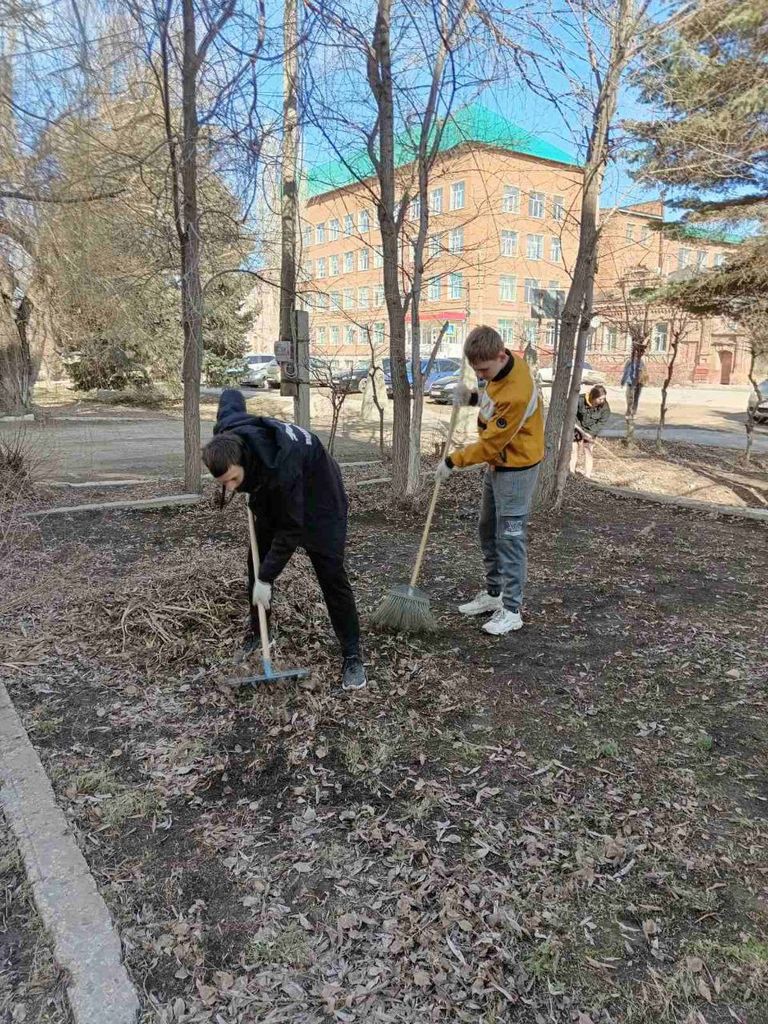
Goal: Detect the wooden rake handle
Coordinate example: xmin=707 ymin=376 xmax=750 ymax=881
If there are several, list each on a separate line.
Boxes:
xmin=409 ymin=399 xmax=462 ymax=589
xmin=246 ymin=501 xmax=273 ymax=672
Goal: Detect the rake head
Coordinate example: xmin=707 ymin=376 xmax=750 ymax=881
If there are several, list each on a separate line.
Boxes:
xmin=370 ymin=583 xmax=437 ymax=633
xmin=226 ymin=658 xmax=309 ymax=687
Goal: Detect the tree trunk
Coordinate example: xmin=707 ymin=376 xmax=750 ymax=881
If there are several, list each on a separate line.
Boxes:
xmin=536 ymin=0 xmax=633 ymax=509
xmin=370 ymin=0 xmax=409 ymax=496
xmin=553 ymin=275 xmax=595 ymax=504
xmin=745 ymin=346 xmax=759 ymax=465
xmin=180 ymin=0 xmax=203 ymax=493
xmin=656 ymin=328 xmax=681 ymax=448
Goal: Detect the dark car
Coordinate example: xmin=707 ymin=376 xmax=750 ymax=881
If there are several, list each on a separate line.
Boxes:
xmin=748 ymin=379 xmax=768 ymax=424
xmin=429 ymin=372 xmax=485 ymax=405
xmin=384 ymin=357 xmax=462 ymax=398
xmin=333 ymin=363 xmax=370 ymax=393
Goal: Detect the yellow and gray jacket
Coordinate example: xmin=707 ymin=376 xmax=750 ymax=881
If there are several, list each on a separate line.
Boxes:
xmin=447 ymin=353 xmax=544 ymax=470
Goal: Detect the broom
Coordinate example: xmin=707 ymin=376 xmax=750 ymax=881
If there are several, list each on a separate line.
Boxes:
xmin=371 ymin=398 xmax=462 ymax=632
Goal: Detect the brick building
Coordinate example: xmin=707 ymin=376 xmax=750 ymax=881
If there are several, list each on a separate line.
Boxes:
xmin=276 ymin=102 xmax=749 ymax=385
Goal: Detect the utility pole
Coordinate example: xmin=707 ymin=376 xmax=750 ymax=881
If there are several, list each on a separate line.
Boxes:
xmin=279 ymin=0 xmax=310 ymax=427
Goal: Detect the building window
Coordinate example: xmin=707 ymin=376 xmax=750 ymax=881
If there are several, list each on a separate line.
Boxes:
xmin=329 ymin=219 xmax=340 ymax=241
xmin=330 ymin=255 xmax=339 ymax=276
xmin=550 ymin=236 xmax=562 ymax=262
xmin=626 ymin=223 xmax=635 ymax=241
xmin=428 ymin=277 xmax=441 ymax=301
xmin=374 ymin=284 xmax=384 ymax=306
xmin=552 ymin=195 xmax=565 ymax=222
xmin=501 ymin=230 xmax=518 ymax=257
xmin=316 ymin=222 xmax=326 ymax=244
xmin=523 ymin=320 xmax=537 ymax=344
xmin=317 ymin=326 xmax=326 ymax=347
xmin=641 ymin=225 xmax=651 ymax=244
xmin=449 ymin=226 xmax=464 ymax=253
xmin=318 ymin=292 xmax=329 ymax=309
xmin=524 ymin=278 xmax=540 ymax=303
xmin=409 ymin=196 xmax=421 ymax=221
xmin=545 ymin=321 xmax=556 ymax=346
xmin=547 ymin=280 xmax=565 ymax=306
xmin=502 ymin=185 xmax=520 ymax=214
xmin=499 ymin=275 xmax=516 ymax=302
xmin=529 ymin=191 xmax=545 ymax=218
xmin=302 ymin=224 xmax=312 ymax=247
xmin=304 ymin=260 xmax=313 ymax=279
xmin=449 ymin=273 xmax=463 ymax=299
xmin=373 ymin=322 xmax=385 ymax=346
xmin=358 ymin=287 xmax=369 ymax=309
xmin=428 ymin=234 xmax=440 ymax=258
xmin=450 ymin=181 xmax=465 ymax=211
xmin=498 ymin=318 xmax=516 ymax=344
xmin=330 ymin=290 xmax=341 ymax=309
xmin=344 ymin=251 xmax=354 ymax=273
xmin=678 ymin=248 xmax=691 ymax=269
xmin=343 ymin=288 xmax=354 ymax=310
xmin=696 ymin=249 xmax=707 ymax=269
xmin=605 ymin=325 xmax=618 ymax=351
xmin=346 ymin=325 xmax=356 ymax=346
xmin=359 ymin=209 xmax=370 ymax=234
xmin=430 ymin=187 xmax=443 ymax=214
xmin=714 ymin=252 xmax=725 ymax=267
xmin=652 ymin=322 xmax=668 ymax=352
xmin=344 ymin=213 xmax=354 ymax=236
xmin=359 ymin=248 xmax=369 ymax=271
xmin=374 ymin=248 xmax=383 ymax=268
xmin=316 ymin=257 xmax=327 ymax=279
xmin=526 ymin=234 xmax=543 ymax=260
xmin=330 ymin=325 xmax=340 ymax=346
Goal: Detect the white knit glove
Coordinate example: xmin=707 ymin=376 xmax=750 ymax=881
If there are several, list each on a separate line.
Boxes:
xmin=452 ymin=383 xmax=473 ymax=407
xmin=251 ymin=579 xmax=272 ymax=610
xmin=435 ymin=460 xmax=453 ymax=484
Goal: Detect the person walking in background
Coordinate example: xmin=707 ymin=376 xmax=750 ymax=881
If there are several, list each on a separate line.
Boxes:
xmin=570 ymin=385 xmax=610 ymax=479
xmin=621 ymin=343 xmax=649 ymax=418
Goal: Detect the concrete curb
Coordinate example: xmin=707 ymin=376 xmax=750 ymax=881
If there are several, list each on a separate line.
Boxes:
xmin=0 ymin=683 xmax=140 ymax=1024
xmin=23 ymin=493 xmax=202 ymax=518
xmin=587 ymin=480 xmax=768 ymax=522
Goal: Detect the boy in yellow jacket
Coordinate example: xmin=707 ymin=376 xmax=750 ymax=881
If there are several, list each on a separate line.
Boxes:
xmin=436 ymin=325 xmax=544 ymax=635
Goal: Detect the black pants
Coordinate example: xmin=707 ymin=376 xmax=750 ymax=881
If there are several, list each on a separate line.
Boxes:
xmin=246 ymin=524 xmax=361 ymax=659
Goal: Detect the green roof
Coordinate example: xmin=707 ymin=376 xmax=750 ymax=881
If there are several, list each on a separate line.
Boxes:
xmin=305 ymin=102 xmax=579 ymax=199
xmin=668 ymin=223 xmax=744 ymax=246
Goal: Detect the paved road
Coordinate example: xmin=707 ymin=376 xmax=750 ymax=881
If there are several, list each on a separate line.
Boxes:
xmin=2 ymin=385 xmax=765 ymax=483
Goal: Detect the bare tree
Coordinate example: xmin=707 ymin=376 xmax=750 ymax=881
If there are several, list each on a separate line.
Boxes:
xmin=656 ymin=305 xmax=695 ymax=448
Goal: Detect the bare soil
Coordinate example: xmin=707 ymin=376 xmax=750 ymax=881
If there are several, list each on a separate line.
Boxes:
xmin=1 ymin=473 xmax=767 ymax=1024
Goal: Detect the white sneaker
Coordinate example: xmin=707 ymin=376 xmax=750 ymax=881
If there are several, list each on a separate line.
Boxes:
xmin=482 ymin=608 xmax=523 ymax=635
xmin=458 ymin=591 xmax=503 ymax=616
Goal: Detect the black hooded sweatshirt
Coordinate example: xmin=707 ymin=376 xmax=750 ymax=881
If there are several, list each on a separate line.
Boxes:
xmin=214 ymin=389 xmax=348 ymax=583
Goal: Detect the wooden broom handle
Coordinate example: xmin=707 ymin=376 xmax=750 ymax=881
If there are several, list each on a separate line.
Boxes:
xmin=246 ymin=502 xmax=272 ymax=668
xmin=409 ymin=400 xmax=461 ymax=589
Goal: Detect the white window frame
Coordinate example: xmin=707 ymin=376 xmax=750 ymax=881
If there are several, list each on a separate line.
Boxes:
xmin=501 ymin=230 xmax=518 ymax=257
xmin=428 ymin=276 xmax=441 ymax=301
xmin=343 ymin=288 xmax=354 ymax=310
xmin=552 ymin=196 xmax=565 ymax=222
xmin=316 ymin=257 xmax=327 ymax=279
xmin=449 ymin=226 xmax=464 ymax=253
xmin=358 ymin=248 xmax=369 ymax=271
xmin=430 ymin=187 xmax=443 ymax=214
xmin=526 ymin=234 xmax=543 ymax=260
xmin=344 ymin=213 xmax=354 ymax=236
xmin=550 ymin=236 xmax=562 ymax=262
xmin=344 ymin=251 xmax=354 ymax=274
xmin=359 ymin=210 xmax=370 ymax=234
xmin=524 ymin=278 xmax=540 ymax=304
xmin=499 ymin=275 xmax=516 ymax=302
xmin=502 ymin=185 xmax=520 ymax=214
xmin=316 ymin=222 xmax=326 ymax=244
xmin=528 ymin=192 xmax=545 ymax=219
xmin=358 ymin=287 xmax=369 ymax=309
xmin=450 ymin=181 xmax=465 ymax=211
xmin=329 ymin=219 xmax=340 ymax=241
xmin=449 ymin=273 xmax=463 ymax=300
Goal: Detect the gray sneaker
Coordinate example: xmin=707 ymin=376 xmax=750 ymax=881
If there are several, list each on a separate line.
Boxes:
xmin=341 ymin=655 xmax=367 ymax=691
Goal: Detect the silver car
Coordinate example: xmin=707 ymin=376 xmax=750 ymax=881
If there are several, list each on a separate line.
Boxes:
xmin=241 ymin=354 xmax=278 ymax=388
xmin=748 ymin=379 xmax=768 ymax=424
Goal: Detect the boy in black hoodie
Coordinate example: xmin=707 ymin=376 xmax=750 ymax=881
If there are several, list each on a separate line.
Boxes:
xmin=202 ymin=389 xmax=366 ymax=691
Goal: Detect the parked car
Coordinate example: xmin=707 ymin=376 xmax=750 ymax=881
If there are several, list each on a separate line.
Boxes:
xmin=333 ymin=363 xmax=371 ymax=393
xmin=264 ymin=359 xmax=281 ymax=388
xmin=429 ymin=372 xmax=485 ymax=405
xmin=240 ymin=354 xmax=277 ymax=388
xmin=384 ymin=357 xmax=462 ymax=398
xmin=538 ymin=361 xmax=606 ymax=386
xmin=748 ymin=379 xmax=768 ymax=424
xmin=309 ymin=356 xmax=336 ymax=386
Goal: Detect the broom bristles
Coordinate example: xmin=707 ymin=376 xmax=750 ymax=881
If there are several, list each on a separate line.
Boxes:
xmin=371 ymin=587 xmax=437 ymax=632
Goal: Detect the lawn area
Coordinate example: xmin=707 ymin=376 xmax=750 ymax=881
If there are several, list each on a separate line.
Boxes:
xmin=1 ymin=473 xmax=767 ymax=1023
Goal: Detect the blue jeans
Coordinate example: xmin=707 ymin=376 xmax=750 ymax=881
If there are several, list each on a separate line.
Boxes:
xmin=479 ymin=464 xmax=540 ymax=612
